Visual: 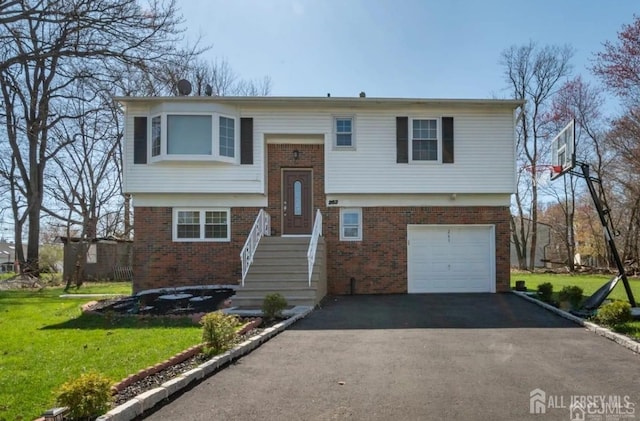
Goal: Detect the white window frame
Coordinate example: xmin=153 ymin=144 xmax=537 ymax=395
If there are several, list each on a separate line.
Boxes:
xmin=149 ymin=113 xmax=238 ymax=164
xmin=151 ymin=115 xmax=162 ymax=158
xmin=409 ymin=117 xmax=441 ymax=163
xmin=215 ymin=114 xmax=237 ymax=163
xmin=333 ymin=115 xmax=356 ymax=150
xmin=172 ymin=208 xmax=231 ymax=242
xmin=340 ymin=208 xmax=362 ymax=241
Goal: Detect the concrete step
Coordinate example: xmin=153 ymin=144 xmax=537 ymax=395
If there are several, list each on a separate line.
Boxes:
xmin=231 ymin=295 xmax=316 ymax=307
xmin=261 ymin=236 xmax=310 ymax=244
xmin=241 ymin=280 xmax=318 ymax=289
xmin=246 ymin=265 xmax=308 ymax=274
xmin=235 ymin=286 xmax=316 ymax=297
xmin=244 ymin=272 xmax=321 ymax=283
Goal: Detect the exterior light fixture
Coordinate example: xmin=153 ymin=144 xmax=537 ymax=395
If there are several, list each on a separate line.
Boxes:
xmin=293 ymin=150 xmax=300 ymax=160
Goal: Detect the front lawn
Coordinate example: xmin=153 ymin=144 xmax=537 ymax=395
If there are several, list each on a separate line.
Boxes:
xmin=510 ymin=272 xmax=640 ymax=302
xmin=510 ymin=272 xmax=640 ymax=341
xmin=0 ymin=283 xmax=202 ymax=421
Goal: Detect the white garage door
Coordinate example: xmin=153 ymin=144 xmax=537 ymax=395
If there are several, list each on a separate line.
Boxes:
xmin=407 ymin=225 xmax=495 ymax=293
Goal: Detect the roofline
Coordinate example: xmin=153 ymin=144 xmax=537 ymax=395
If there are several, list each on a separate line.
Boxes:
xmin=114 ymin=96 xmax=524 ymax=109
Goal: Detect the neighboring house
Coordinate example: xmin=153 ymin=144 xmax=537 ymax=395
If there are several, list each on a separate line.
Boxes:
xmin=58 ymin=237 xmax=133 ymax=281
xmin=510 ymin=218 xmax=552 ymax=268
xmin=0 ymin=240 xmax=18 ymax=273
xmin=116 ymin=95 xmax=523 ymax=303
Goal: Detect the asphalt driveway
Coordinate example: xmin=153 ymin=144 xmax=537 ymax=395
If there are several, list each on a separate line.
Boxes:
xmin=145 ymin=294 xmax=640 ymax=420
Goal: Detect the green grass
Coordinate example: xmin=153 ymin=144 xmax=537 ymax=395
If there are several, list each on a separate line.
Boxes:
xmin=0 ymin=283 xmax=202 ymax=421
xmin=511 ymin=272 xmax=640 ymax=340
xmin=510 ymin=272 xmax=640 ymax=302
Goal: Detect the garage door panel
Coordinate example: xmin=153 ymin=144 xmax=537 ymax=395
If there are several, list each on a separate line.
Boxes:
xmin=408 ymin=225 xmax=495 ymax=293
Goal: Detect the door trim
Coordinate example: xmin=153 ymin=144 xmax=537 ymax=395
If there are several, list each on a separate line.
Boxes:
xmin=281 ymin=168 xmax=313 ymax=235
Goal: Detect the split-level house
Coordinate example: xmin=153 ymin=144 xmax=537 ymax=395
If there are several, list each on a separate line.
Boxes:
xmin=116 ymin=95 xmax=523 ymax=306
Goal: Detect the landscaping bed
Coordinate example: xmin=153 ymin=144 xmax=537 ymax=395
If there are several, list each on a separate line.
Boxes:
xmin=112 ymin=317 xmax=267 ymax=406
xmin=511 ymin=272 xmax=640 ymax=342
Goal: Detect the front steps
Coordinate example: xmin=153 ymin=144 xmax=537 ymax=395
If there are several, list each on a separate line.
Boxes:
xmin=232 ymin=236 xmax=326 ymax=307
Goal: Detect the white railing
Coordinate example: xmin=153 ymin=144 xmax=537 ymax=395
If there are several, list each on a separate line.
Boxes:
xmin=240 ymin=209 xmax=271 ymax=286
xmin=306 ymin=209 xmax=323 ymax=286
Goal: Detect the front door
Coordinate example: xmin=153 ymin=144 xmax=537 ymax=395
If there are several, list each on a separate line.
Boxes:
xmin=282 ymin=170 xmax=313 ymax=235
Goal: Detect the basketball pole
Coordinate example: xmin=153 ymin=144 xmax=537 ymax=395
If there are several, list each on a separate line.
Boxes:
xmin=571 ymin=162 xmax=637 ymax=308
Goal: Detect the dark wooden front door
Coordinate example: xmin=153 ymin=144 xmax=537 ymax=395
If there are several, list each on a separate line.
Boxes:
xmin=282 ymin=170 xmax=313 ymax=235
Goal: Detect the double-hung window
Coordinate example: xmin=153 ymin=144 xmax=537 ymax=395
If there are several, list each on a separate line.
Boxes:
xmin=151 ymin=116 xmax=161 ymax=157
xmin=219 ymin=116 xmax=235 ymax=158
xmin=174 ymin=209 xmax=230 ymax=242
xmin=340 ymin=208 xmax=362 ymax=241
xmin=411 ymin=119 xmax=438 ymax=161
xmin=334 ymin=117 xmax=354 ymax=148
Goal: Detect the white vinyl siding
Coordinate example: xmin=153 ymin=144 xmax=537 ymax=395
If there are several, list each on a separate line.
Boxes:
xmin=173 ymin=208 xmax=230 ymax=242
xmin=325 ymin=109 xmax=515 ymax=194
xmin=123 ymin=103 xmax=516 ymax=196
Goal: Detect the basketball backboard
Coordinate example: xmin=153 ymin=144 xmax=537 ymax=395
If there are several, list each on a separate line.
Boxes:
xmin=550 ymin=119 xmax=575 ymax=180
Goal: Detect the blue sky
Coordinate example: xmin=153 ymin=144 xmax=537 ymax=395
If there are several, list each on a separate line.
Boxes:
xmin=180 ymin=0 xmax=638 ymax=109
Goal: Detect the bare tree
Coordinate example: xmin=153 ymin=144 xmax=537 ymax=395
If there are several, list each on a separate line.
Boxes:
xmin=0 ymin=0 xmax=185 ymax=275
xmin=43 ymin=86 xmax=123 ymax=289
xmin=544 ymin=76 xmax=607 ymax=270
xmin=501 ymin=42 xmax=573 ymax=270
xmin=592 ymin=15 xmax=640 ymax=271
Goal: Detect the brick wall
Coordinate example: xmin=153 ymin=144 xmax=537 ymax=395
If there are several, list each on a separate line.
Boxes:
xmin=266 ymin=144 xmax=326 ymax=235
xmin=133 ymin=141 xmax=509 ymax=295
xmin=132 ymin=206 xmax=260 ymax=292
xmin=324 ymin=206 xmax=511 ymax=295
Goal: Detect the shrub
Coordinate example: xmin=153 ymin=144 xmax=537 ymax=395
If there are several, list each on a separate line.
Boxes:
xmin=595 ymin=301 xmax=632 ymax=326
xmin=537 ymin=282 xmax=554 ymax=303
xmin=200 ymin=311 xmax=240 ymax=356
xmin=558 ymin=285 xmax=583 ymax=309
xmin=262 ymin=293 xmax=288 ymax=321
xmin=55 ymin=371 xmax=112 ymax=420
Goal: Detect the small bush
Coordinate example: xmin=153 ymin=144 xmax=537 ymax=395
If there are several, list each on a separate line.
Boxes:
xmin=558 ymin=285 xmax=583 ymax=309
xmin=595 ymin=301 xmax=632 ymax=326
xmin=200 ymin=311 xmax=240 ymax=356
xmin=55 ymin=371 xmax=112 ymax=420
xmin=537 ymin=282 xmax=554 ymax=303
xmin=262 ymin=293 xmax=288 ymax=320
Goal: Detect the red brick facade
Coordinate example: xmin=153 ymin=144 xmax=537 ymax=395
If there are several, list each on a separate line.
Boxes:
xmin=132 ymin=142 xmax=510 ymax=294
xmin=132 ymin=206 xmax=260 ymax=292
xmin=324 ymin=206 xmax=511 ymax=295
xmin=266 ymin=143 xmax=326 ymax=235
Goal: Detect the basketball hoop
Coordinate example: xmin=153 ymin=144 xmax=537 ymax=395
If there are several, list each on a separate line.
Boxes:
xmin=523 ymin=164 xmax=563 ymax=176
xmin=521 ymin=164 xmax=565 ymax=185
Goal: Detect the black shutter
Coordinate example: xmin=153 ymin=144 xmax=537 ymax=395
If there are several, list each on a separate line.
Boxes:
xmin=442 ymin=117 xmax=454 ymax=164
xmin=396 ymin=116 xmax=408 ymax=163
xmin=133 ymin=116 xmax=147 ymax=164
xmin=240 ymin=118 xmax=253 ymax=165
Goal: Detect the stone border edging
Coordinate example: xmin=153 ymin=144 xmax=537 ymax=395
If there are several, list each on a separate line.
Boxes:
xmin=95 ymin=307 xmax=313 ymax=421
xmin=109 ymin=317 xmax=262 ymax=394
xmin=512 ymin=291 xmax=640 ymax=355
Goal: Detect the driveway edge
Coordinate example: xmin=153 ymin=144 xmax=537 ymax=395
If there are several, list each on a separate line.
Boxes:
xmin=512 ymin=291 xmax=640 ymax=355
xmin=96 ymin=306 xmax=314 ymax=421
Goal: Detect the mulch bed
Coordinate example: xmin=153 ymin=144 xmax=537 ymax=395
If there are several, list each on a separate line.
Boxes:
xmin=111 ymin=319 xmax=282 ymax=407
